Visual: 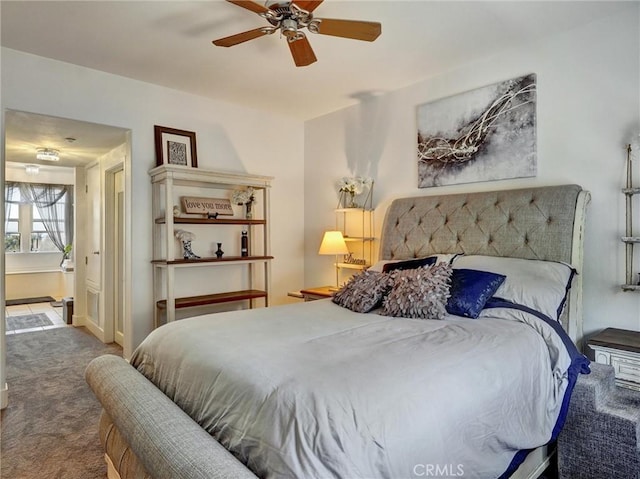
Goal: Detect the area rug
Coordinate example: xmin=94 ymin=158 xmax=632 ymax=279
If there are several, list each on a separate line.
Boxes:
xmin=1 ymin=327 xmax=122 ymax=479
xmin=5 ymin=313 xmax=54 ymax=331
xmin=6 ymin=296 xmax=56 ymax=306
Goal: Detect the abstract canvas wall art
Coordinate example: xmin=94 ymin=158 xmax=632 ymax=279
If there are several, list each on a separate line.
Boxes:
xmin=417 ymin=74 xmax=537 ymax=188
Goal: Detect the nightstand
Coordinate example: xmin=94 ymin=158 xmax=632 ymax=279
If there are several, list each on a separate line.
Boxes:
xmin=299 ymin=286 xmax=335 ymax=301
xmin=589 ymin=327 xmax=640 ymax=391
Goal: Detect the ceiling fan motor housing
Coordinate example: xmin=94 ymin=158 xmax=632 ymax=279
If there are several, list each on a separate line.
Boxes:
xmin=281 ymin=18 xmax=298 ymax=38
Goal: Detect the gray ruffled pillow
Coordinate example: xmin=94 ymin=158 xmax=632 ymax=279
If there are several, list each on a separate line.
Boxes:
xmin=382 ymin=263 xmax=453 ymax=319
xmin=332 ymin=270 xmax=394 ymax=313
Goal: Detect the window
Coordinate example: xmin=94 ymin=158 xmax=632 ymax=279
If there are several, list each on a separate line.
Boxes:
xmin=4 ymin=182 xmax=72 ymax=254
xmin=5 ymin=187 xmax=21 ymax=253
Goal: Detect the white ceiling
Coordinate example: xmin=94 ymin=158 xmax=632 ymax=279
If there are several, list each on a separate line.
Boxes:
xmin=1 ymin=1 xmax=632 ymax=167
xmin=1 ymin=1 xmax=631 ymax=122
xmin=4 ymin=110 xmax=128 ymax=167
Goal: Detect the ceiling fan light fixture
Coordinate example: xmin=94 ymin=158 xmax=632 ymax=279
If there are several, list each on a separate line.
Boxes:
xmin=36 ymin=147 xmax=60 ymax=161
xmin=213 ymin=0 xmax=381 ymax=67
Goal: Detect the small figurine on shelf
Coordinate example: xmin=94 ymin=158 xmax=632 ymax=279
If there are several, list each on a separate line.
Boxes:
xmin=173 ymin=205 xmax=181 ymax=218
xmin=207 ymin=212 xmax=219 ymax=220
xmin=174 ymin=229 xmax=200 ymax=260
xmin=215 ymin=243 xmax=224 ymax=259
xmin=232 ymin=187 xmax=256 ymax=220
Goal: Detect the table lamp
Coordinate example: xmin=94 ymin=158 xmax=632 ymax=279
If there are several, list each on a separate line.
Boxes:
xmin=318 ymin=230 xmax=349 ymax=289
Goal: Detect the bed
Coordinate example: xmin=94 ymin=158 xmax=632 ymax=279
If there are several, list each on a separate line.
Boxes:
xmin=86 ymin=184 xmax=591 ymax=479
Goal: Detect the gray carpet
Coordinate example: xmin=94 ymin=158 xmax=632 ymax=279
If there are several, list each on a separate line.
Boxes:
xmin=5 ymin=313 xmax=54 ymax=331
xmin=1 ymin=327 xmax=122 ymax=478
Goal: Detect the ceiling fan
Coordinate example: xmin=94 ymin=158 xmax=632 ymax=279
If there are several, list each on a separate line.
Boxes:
xmin=212 ymin=0 xmax=382 ymax=67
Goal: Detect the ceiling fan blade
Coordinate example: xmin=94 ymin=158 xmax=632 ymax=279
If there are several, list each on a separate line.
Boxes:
xmin=314 ymin=18 xmax=381 ymax=42
xmin=225 ymin=0 xmax=270 ymax=15
xmin=213 ymin=28 xmax=270 ymax=47
xmin=288 ymin=36 xmax=317 ymax=67
xmin=294 ymin=1 xmax=324 ymax=13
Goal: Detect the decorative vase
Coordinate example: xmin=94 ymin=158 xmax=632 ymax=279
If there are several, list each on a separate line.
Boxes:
xmin=182 ymin=240 xmax=200 ymax=260
xmin=215 ymin=243 xmax=224 ymax=259
xmin=346 ymin=191 xmax=358 ymax=208
xmin=245 ymin=202 xmax=253 ymax=219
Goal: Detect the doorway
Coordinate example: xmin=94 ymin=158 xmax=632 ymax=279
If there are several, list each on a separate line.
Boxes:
xmin=3 ymin=110 xmax=130 ymax=344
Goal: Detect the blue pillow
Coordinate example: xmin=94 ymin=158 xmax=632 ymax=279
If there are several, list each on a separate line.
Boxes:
xmin=382 ymin=256 xmax=437 ymax=272
xmin=446 ymin=269 xmax=506 ymax=318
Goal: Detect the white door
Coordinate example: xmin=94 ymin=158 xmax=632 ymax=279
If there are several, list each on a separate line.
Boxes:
xmin=85 ymin=163 xmax=101 ymax=328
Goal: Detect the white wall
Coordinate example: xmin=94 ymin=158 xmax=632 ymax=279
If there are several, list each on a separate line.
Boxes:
xmin=304 ymin=7 xmax=640 ymax=339
xmin=1 ymin=47 xmax=305 ymax=359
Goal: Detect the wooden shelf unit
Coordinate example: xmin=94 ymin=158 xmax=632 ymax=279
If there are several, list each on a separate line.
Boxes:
xmin=334 ymin=184 xmax=375 ymax=277
xmin=150 ymin=164 xmax=273 ymax=326
xmin=156 ymin=290 xmax=268 ymax=310
xmin=155 ymin=217 xmax=266 ymax=225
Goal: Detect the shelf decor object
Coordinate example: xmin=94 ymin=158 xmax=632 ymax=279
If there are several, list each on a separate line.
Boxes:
xmin=318 ymin=230 xmax=349 ymax=289
xmin=150 ymin=164 xmax=273 ymax=326
xmin=337 ymin=176 xmax=372 ymax=209
xmin=232 ymin=187 xmax=256 ymax=219
xmin=622 ymin=143 xmax=640 ymax=291
xmin=154 ymin=125 xmax=198 ymax=168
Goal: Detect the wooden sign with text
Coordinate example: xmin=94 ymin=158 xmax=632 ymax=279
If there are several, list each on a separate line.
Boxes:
xmin=181 ymin=196 xmax=234 ymax=215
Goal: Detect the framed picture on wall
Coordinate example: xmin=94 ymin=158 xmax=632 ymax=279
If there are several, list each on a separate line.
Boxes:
xmin=154 ymin=125 xmax=198 ymax=168
xmin=416 ymin=73 xmax=537 ymax=188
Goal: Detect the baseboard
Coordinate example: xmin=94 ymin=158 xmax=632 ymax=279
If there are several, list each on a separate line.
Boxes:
xmin=1 ymin=382 xmax=8 ymax=410
xmin=83 ymin=317 xmax=106 ymax=343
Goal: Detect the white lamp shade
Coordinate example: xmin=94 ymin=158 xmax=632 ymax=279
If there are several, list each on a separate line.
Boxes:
xmin=318 ymin=230 xmax=349 ymax=255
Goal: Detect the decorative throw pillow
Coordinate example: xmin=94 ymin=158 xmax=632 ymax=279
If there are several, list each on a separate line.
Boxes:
xmin=452 ymin=255 xmax=576 ymax=320
xmin=446 ymin=269 xmax=506 ymax=318
xmin=381 ymin=262 xmax=453 ymax=319
xmin=382 ymin=256 xmax=437 ymax=272
xmin=332 ymin=270 xmax=394 ymax=313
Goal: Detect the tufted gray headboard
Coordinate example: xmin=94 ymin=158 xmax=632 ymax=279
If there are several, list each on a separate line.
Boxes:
xmin=379 ymin=185 xmax=591 ymax=348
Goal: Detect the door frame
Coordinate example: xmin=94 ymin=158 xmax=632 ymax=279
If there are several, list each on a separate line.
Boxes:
xmin=104 ymin=164 xmax=125 ymax=345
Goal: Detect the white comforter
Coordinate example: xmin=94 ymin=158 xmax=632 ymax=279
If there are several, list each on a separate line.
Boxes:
xmin=131 ymin=299 xmax=584 ymax=479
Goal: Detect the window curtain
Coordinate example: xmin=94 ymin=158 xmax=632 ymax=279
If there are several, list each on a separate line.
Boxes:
xmin=4 ymin=182 xmax=20 ymax=232
xmin=5 ymin=181 xmax=74 ymax=253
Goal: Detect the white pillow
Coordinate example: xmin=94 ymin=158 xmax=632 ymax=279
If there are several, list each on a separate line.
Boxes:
xmin=369 ymin=254 xmax=459 ymax=273
xmin=452 ymin=255 xmax=576 ymax=321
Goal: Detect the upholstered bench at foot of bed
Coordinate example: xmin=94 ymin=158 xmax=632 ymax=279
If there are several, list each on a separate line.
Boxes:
xmin=86 ymin=355 xmax=258 ymax=479
xmin=558 ymin=363 xmax=640 ymax=479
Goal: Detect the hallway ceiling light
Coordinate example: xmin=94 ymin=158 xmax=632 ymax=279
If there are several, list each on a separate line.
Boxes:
xmin=36 ymin=148 xmax=60 ymax=161
xmin=24 ymin=164 xmax=40 ymax=176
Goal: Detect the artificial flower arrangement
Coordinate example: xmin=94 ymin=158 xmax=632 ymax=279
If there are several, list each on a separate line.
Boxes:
xmin=337 ymin=177 xmax=373 ymax=208
xmin=232 ymin=187 xmax=256 ymax=219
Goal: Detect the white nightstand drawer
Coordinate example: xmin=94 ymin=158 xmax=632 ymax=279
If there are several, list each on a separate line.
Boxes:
xmin=611 ymin=355 xmax=640 ymax=384
xmin=590 ymin=328 xmax=640 ymax=390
